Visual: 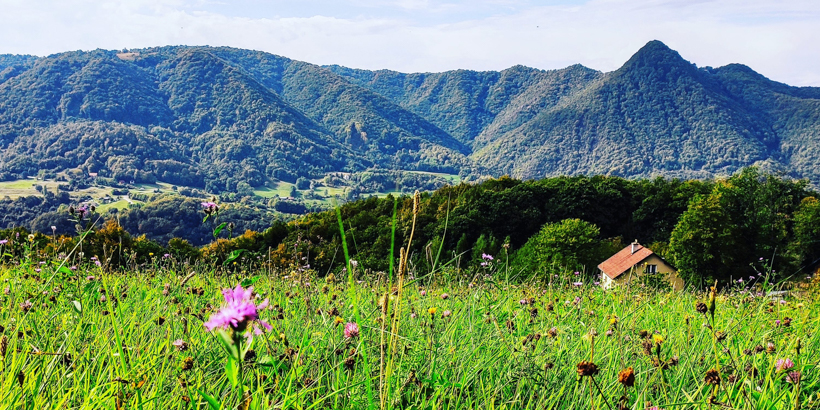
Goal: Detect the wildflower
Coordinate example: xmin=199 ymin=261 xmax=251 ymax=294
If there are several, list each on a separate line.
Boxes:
xmin=3 ymin=287 xmax=8 ymax=295
xmin=173 ymin=339 xmax=189 ymax=351
xmin=410 ymin=312 xmax=417 ymax=319
xmin=605 ymin=329 xmax=613 ymax=337
xmin=576 ymin=361 xmax=600 ymax=377
xmin=440 ymin=293 xmax=449 ymax=300
xmin=766 ymin=343 xmax=776 ymax=354
xmin=344 ymin=322 xmax=359 ymax=339
xmin=349 ymin=259 xmax=358 ymax=268
xmin=652 ymin=334 xmax=664 ymax=345
xmin=100 ymin=295 xmax=106 ymax=302
xmin=201 ymin=202 xmax=218 ymax=215
xmin=704 ymin=369 xmax=721 ymax=385
xmin=334 ymin=317 xmax=344 ymax=326
xmin=204 ymin=285 xmax=272 ymax=336
xmin=94 ymin=260 xmax=101 ymax=267
xmin=34 ymin=268 xmax=41 ymax=273
xmin=0 ymin=240 xmax=7 ymax=245
xmin=617 ymin=367 xmax=635 ymax=387
xmin=775 ymin=319 xmax=781 ymax=327
xmin=775 ymin=358 xmax=795 ymax=372
xmin=482 ymin=253 xmax=494 ymax=261
xmin=573 ymin=282 xmax=583 ymax=287
xmin=20 ymin=300 xmax=33 ymax=312
xmin=163 ymin=253 xmax=171 ymax=259
xmin=442 ymin=310 xmax=451 ymax=318
xmin=419 ymin=290 xmax=427 ymax=296
xmin=786 ymin=371 xmax=801 ymax=384
xmin=519 ymin=299 xmax=529 ymax=306
xmin=428 ymin=307 xmax=437 ymax=316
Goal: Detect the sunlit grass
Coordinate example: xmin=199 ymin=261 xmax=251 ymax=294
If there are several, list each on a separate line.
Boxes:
xmin=0 ymin=260 xmax=816 ymax=409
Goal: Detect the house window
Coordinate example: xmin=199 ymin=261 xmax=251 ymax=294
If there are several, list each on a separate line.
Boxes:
xmin=645 ymin=264 xmax=657 ymax=274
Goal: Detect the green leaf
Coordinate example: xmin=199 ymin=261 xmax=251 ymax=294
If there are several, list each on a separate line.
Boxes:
xmin=239 ymin=276 xmax=259 ymax=288
xmin=215 ymin=329 xmax=239 ymax=361
xmin=196 ymin=388 xmax=221 ymax=410
xmin=71 ymin=300 xmax=82 ymax=314
xmin=59 ymin=266 xmax=73 ymax=276
xmin=225 ymin=357 xmax=238 ymax=388
xmin=213 ymin=222 xmax=228 ymax=239
xmin=223 ymin=249 xmax=245 ymax=266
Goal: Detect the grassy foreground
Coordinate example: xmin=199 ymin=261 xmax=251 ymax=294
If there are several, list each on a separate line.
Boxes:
xmin=0 ymin=262 xmax=817 ymax=410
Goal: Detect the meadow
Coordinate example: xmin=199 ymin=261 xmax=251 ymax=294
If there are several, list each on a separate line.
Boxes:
xmin=0 ymin=256 xmax=816 ymax=409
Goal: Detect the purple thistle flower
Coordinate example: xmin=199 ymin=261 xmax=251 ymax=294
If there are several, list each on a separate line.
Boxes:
xmin=204 ymin=285 xmax=272 ymax=336
xmin=0 ymin=239 xmax=7 ymax=245
xmin=573 ymin=282 xmax=583 ymax=287
xmin=201 ymin=201 xmax=219 ymax=215
xmin=344 ymin=322 xmax=359 ymax=339
xmin=482 ymin=253 xmax=494 ymax=261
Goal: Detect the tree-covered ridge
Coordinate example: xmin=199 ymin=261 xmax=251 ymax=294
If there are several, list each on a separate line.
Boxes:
xmin=469 ymin=41 xmax=820 ymax=181
xmin=0 ymin=47 xmax=476 ymax=190
xmin=0 ymin=41 xmax=819 ymax=190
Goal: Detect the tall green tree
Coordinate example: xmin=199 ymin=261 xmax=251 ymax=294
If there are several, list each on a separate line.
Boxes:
xmin=513 ymin=218 xmax=601 ymax=278
xmin=669 ymin=187 xmax=739 ymax=287
xmin=789 ymin=197 xmax=820 ymax=270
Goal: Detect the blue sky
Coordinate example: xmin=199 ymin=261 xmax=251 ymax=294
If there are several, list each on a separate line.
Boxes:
xmin=2 ymin=0 xmax=819 ymax=86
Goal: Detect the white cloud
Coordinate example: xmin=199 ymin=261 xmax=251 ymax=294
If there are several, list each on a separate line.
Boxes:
xmin=1 ymin=0 xmax=818 ymax=85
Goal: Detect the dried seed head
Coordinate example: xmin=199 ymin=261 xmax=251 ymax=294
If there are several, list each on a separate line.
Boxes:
xmin=0 ymin=335 xmax=7 ymax=358
xmin=576 ymin=361 xmax=600 ymax=377
xmin=696 ymin=302 xmax=708 ymax=314
xmin=181 ymin=356 xmax=194 ymax=371
xmin=704 ymin=368 xmax=721 ymax=385
xmin=413 ymin=190 xmax=420 ymax=215
xmin=617 ymin=367 xmax=635 ymax=387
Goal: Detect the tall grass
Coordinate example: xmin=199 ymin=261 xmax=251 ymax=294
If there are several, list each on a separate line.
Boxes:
xmin=0 ymin=257 xmax=817 ymax=409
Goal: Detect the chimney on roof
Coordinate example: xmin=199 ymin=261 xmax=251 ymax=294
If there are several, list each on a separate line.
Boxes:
xmin=631 ymin=240 xmax=639 ymax=254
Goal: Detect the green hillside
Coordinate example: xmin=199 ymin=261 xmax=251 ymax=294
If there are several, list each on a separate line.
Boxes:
xmin=0 ymin=40 xmax=818 ymax=193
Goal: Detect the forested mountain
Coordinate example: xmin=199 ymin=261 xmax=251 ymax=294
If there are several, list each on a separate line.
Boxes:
xmin=0 ymin=41 xmax=818 ymax=190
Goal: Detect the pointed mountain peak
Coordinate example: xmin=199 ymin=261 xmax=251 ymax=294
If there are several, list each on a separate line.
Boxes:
xmin=620 ymin=40 xmax=692 ymax=70
xmin=613 ymin=40 xmax=699 ymax=81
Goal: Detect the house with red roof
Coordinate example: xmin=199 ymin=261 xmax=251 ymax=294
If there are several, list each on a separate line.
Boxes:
xmin=599 ymin=240 xmax=684 ymax=291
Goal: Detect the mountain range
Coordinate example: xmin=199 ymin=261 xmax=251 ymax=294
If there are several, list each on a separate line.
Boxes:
xmin=1 ymin=40 xmax=818 ymax=191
